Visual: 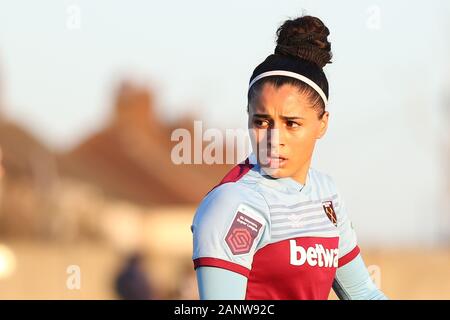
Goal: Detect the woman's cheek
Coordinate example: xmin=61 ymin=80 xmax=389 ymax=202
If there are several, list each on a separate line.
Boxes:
xmin=289 ymin=132 xmax=315 ymax=158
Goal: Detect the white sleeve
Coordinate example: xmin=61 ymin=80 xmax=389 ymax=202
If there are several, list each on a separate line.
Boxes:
xmin=336 ymin=192 xmax=360 ymax=267
xmin=191 ymin=183 xmax=270 ymax=277
xmin=196 ymin=266 xmax=248 ymax=300
xmin=333 ymin=254 xmax=388 ymax=300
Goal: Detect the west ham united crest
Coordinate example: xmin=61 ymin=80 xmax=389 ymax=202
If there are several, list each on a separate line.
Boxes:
xmin=322 ymin=201 xmax=337 ymax=227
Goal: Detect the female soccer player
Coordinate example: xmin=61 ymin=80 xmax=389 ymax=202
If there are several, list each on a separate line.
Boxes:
xmin=191 ymin=15 xmax=387 ymax=300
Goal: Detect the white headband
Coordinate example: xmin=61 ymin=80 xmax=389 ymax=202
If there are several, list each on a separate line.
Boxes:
xmin=248 ymin=70 xmax=328 ymax=106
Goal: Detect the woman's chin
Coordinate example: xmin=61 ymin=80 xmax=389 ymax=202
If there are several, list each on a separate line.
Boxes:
xmin=260 ymin=166 xmax=290 ymax=178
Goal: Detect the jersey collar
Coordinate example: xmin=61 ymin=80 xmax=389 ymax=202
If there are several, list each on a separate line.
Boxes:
xmin=248 ymin=152 xmax=312 ymax=195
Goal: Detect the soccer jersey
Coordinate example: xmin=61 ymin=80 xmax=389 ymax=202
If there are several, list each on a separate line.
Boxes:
xmin=191 ymin=152 xmax=360 ymax=300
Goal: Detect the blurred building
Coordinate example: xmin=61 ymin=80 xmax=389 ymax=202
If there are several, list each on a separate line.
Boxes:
xmin=0 ymin=80 xmax=234 ymax=238
xmin=0 ymin=79 xmax=235 ymax=298
xmin=60 ymin=81 xmax=232 ymax=206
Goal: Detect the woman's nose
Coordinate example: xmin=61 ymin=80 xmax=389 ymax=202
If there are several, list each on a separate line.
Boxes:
xmin=267 ymin=124 xmax=285 ymax=148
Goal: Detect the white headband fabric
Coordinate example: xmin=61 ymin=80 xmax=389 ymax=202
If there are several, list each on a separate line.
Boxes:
xmin=248 ymin=70 xmax=328 ymax=106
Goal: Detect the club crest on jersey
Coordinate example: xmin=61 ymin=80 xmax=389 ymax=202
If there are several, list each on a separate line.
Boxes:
xmin=225 ymin=211 xmax=263 ymax=255
xmin=322 ymin=201 xmax=337 ymax=227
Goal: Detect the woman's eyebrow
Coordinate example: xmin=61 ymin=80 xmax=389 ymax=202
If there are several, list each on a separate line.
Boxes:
xmin=253 ymin=114 xmax=305 ymax=120
xmin=253 ymin=114 xmax=272 ymax=119
xmin=282 ymin=116 xmax=305 ymax=120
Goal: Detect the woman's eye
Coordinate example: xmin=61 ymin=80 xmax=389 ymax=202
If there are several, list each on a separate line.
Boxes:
xmin=254 ymin=119 xmax=270 ymax=128
xmin=286 ymin=121 xmax=300 ymax=128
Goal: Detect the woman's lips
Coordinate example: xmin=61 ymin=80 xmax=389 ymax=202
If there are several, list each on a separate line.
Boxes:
xmin=266 ymin=156 xmax=288 ymax=168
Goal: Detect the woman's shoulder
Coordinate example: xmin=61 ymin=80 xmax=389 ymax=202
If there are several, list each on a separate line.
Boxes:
xmin=203 ymin=181 xmax=266 ymax=207
xmin=194 ymin=181 xmax=269 ymax=221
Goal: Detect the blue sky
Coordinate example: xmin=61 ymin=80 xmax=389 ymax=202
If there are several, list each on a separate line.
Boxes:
xmin=0 ymin=0 xmax=449 ymax=245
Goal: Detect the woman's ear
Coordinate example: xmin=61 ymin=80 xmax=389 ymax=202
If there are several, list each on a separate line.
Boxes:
xmin=317 ymin=111 xmax=329 ymax=139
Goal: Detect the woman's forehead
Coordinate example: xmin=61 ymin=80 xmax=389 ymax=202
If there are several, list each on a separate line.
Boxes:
xmin=250 ymin=84 xmax=314 ymax=117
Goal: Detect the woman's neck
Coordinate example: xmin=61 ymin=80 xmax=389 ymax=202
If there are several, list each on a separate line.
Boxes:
xmin=291 ymin=159 xmax=311 ymax=185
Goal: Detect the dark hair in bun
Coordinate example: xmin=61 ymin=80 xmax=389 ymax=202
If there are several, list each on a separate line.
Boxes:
xmin=275 ymin=15 xmax=332 ymax=68
xmin=247 ymin=15 xmax=332 ymax=118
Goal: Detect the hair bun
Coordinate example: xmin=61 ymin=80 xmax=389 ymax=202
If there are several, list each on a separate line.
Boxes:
xmin=274 ymin=15 xmax=332 ymax=68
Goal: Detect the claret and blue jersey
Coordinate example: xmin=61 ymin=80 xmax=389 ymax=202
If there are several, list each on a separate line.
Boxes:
xmin=191 ymin=152 xmax=362 ymax=300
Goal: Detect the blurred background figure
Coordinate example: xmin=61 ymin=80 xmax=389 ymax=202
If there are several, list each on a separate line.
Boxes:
xmin=114 ymin=252 xmax=155 ymax=300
